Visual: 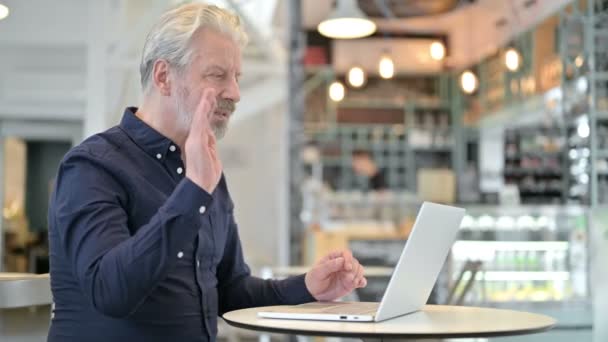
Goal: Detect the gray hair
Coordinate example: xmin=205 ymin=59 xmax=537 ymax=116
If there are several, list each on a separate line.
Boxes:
xmin=139 ymin=2 xmax=248 ymax=92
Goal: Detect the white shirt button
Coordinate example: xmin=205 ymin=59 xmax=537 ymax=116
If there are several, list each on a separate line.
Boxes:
xmin=177 ymin=251 xmax=184 ymax=258
xmin=199 ymin=206 xmax=206 ymax=214
xmin=169 ymin=145 xmax=176 ymax=152
xmin=156 ymin=153 xmax=162 ymax=160
xmin=177 ymin=167 xmax=183 ymax=174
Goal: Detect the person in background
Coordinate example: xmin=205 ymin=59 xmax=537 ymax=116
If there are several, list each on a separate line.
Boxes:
xmin=47 ymin=3 xmax=366 ymax=342
xmin=351 ymin=149 xmax=388 ymax=191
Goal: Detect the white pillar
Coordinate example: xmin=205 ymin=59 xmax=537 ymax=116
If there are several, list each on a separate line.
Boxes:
xmin=84 ymin=0 xmax=109 ymax=139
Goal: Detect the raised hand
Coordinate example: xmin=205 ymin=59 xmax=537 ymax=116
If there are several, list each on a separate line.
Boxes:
xmin=184 ymin=88 xmax=223 ymax=194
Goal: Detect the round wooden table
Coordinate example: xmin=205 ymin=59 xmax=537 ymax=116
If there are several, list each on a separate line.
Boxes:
xmin=0 ymin=273 xmax=51 ymax=308
xmin=223 ymin=304 xmax=556 ymax=339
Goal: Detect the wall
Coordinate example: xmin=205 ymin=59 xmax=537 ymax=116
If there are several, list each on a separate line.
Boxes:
xmin=219 ymin=102 xmax=288 ymax=271
xmin=25 ymin=141 xmax=71 ymax=232
xmin=3 ymin=138 xmax=26 ymax=243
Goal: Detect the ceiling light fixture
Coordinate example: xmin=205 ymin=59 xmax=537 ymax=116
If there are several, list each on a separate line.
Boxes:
xmin=378 ymin=53 xmax=394 ymax=79
xmin=505 ymin=47 xmax=521 ymax=72
xmin=347 ymin=66 xmax=366 ymax=88
xmin=317 ymin=0 xmax=376 ymax=39
xmin=329 ymin=81 xmax=346 ymax=102
xmin=0 ymin=3 xmax=9 ymax=20
xmin=461 ymin=3 xmax=478 ymax=94
xmin=430 ymin=41 xmax=446 ymax=61
xmin=460 ymin=70 xmax=478 ymax=94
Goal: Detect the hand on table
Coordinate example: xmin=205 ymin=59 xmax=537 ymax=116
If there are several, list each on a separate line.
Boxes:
xmin=304 ymin=250 xmax=367 ymax=301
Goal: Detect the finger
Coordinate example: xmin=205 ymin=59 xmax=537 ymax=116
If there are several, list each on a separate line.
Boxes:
xmin=201 ymin=88 xmax=218 ymax=116
xmin=198 ymin=89 xmax=216 ymax=122
xmin=358 ymin=277 xmax=367 ymax=288
xmin=315 ymin=257 xmax=345 ymax=279
xmin=317 ymin=250 xmax=345 ymax=264
xmin=201 ymin=89 xmax=218 ymax=126
xmin=208 ymin=127 xmax=217 ymax=149
xmin=347 ymin=261 xmax=361 ymax=284
xmin=190 ymin=89 xmax=217 ymax=139
xmin=342 ymin=250 xmax=354 ymax=271
xmin=354 ymin=263 xmax=364 ymax=284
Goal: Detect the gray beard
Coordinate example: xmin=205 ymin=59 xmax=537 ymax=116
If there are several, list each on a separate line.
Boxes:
xmin=175 ymin=85 xmax=233 ymax=140
xmin=175 ymin=92 xmax=228 ymax=141
xmin=177 ymin=109 xmax=227 ymax=140
xmin=211 ymin=119 xmax=227 ymax=140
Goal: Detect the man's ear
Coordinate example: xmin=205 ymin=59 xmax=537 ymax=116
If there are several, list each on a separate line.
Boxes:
xmin=152 ymin=59 xmax=172 ymax=96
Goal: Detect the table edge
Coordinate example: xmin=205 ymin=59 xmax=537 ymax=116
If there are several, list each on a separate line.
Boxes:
xmin=222 ymin=315 xmax=555 ymax=339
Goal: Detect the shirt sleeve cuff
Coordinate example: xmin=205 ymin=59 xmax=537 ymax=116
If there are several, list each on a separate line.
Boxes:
xmin=279 ymin=274 xmax=316 ymax=304
xmin=164 ymin=178 xmax=214 ymax=219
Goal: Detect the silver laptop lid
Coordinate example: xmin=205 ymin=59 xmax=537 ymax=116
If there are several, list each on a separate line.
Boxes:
xmin=375 ymin=202 xmax=465 ymax=322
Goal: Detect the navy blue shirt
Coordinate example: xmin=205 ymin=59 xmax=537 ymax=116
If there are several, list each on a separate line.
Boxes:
xmin=48 ymin=108 xmax=314 ymax=342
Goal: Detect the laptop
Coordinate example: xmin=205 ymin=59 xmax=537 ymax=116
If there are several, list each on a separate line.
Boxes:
xmin=257 ymin=202 xmax=465 ymax=322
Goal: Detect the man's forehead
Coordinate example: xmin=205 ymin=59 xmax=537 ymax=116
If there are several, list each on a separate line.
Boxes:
xmin=191 ymin=28 xmax=241 ymax=52
xmin=190 ymin=40 xmax=241 ymax=66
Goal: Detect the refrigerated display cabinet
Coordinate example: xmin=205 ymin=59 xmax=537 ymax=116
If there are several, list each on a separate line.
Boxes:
xmin=451 ymin=205 xmax=592 ymax=335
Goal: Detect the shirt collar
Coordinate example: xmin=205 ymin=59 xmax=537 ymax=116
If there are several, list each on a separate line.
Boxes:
xmin=120 ymin=107 xmax=179 ymax=160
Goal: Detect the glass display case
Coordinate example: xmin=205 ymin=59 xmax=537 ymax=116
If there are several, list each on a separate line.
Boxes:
xmin=450 ymin=205 xmax=592 ymax=332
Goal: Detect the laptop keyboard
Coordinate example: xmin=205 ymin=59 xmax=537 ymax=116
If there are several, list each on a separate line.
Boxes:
xmin=294 ymin=302 xmax=379 ymax=315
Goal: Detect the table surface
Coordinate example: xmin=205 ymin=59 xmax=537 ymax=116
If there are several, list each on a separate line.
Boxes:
xmin=0 ymin=272 xmax=48 ymax=280
xmin=223 ymin=304 xmax=556 ymax=339
xmin=0 ymin=273 xmax=52 ymax=309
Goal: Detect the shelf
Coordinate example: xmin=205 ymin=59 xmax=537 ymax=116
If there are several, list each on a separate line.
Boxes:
xmin=458 ymin=271 xmax=570 ymax=282
xmin=338 ymin=99 xmax=406 ymax=109
xmin=411 ymin=146 xmax=452 ymax=152
xmin=304 ymin=65 xmax=332 ymax=73
xmin=596 ymin=111 xmax=608 ymax=120
xmin=462 ymin=204 xmax=587 ymax=216
xmin=597 ymin=150 xmax=608 ymax=158
xmin=503 ymin=168 xmax=562 ymax=178
xmin=337 ymin=99 xmax=448 ymax=110
xmin=505 ymin=151 xmax=562 ymax=160
xmin=504 ymin=173 xmax=562 ymax=180
xmin=590 ymin=71 xmax=608 ymax=82
xmin=453 ymin=241 xmax=569 ymax=251
xmin=518 ymin=190 xmax=563 ymax=196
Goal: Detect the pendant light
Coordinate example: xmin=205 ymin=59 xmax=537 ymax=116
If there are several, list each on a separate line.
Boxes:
xmin=460 ymin=70 xmax=478 ymax=95
xmin=430 ymin=41 xmax=446 ymax=61
xmin=378 ymin=52 xmax=394 ymax=79
xmin=318 ymin=0 xmax=376 ymax=39
xmin=347 ymin=66 xmax=366 ymax=88
xmin=0 ymin=3 xmax=9 ymax=20
xmin=328 ymin=81 xmax=346 ymax=102
xmin=505 ymin=47 xmax=521 ymax=72
xmin=575 ymin=55 xmax=584 ymax=68
xmin=460 ymin=4 xmax=478 ymax=94
xmin=505 ymin=3 xmax=524 ymax=73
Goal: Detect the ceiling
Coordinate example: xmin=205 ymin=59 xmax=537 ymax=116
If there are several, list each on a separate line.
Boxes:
xmin=358 ymin=0 xmax=461 ymax=18
xmin=301 ymin=0 xmax=573 ymax=71
xmin=0 ymin=0 xmax=284 ymax=124
xmin=0 ymin=0 xmax=574 ymax=124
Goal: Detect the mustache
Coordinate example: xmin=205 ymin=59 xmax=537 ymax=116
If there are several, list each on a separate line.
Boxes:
xmin=217 ymin=99 xmax=236 ymax=113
